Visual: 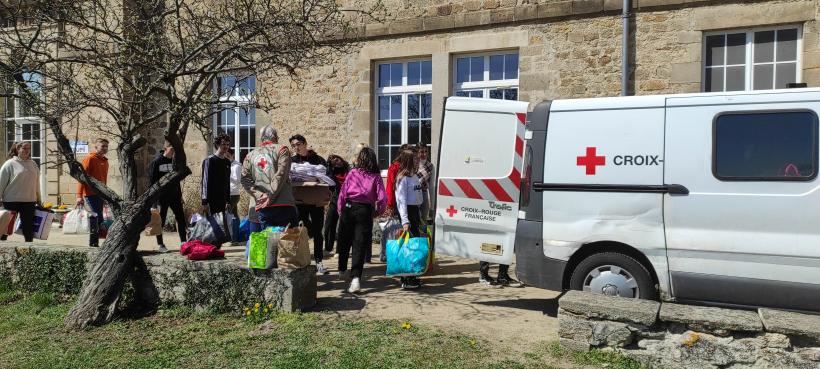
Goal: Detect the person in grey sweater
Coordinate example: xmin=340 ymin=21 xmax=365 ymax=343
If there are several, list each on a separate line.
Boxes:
xmin=0 ymin=142 xmax=41 ymax=242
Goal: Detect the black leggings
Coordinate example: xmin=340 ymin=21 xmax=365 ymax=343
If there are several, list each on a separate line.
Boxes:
xmin=337 ymin=202 xmax=373 ymax=278
xmin=156 ymin=198 xmax=187 ymax=245
xmin=1 ymin=202 xmax=35 ymax=242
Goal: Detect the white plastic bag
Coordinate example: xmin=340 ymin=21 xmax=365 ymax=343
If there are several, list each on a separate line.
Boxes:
xmin=63 ymin=208 xmax=90 ymax=235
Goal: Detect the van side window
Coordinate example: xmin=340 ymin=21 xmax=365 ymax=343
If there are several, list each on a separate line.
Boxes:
xmin=714 ymin=111 xmax=818 ymax=181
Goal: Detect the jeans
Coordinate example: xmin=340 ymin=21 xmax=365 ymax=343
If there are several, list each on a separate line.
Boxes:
xmin=156 ymin=198 xmax=187 ymax=245
xmin=336 ymin=202 xmax=373 ymax=278
xmin=297 ymin=204 xmax=325 ymax=263
xmin=479 ymin=262 xmax=510 ymax=278
xmin=85 ymin=195 xmax=104 ymax=246
xmin=0 ymin=201 xmax=35 ymax=242
xmin=258 ymin=206 xmax=299 ymax=229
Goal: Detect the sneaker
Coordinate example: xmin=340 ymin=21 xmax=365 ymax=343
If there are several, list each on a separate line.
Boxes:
xmin=497 ymin=275 xmax=523 ymax=288
xmin=348 ymin=277 xmax=361 ymax=293
xmin=401 ymin=277 xmax=421 ymax=290
xmin=479 ymin=275 xmax=502 ymax=288
xmin=158 ymin=244 xmax=168 ymax=253
xmin=316 ymin=262 xmax=329 ymax=275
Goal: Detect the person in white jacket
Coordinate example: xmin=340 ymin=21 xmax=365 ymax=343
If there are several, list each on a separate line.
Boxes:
xmin=393 ymin=148 xmax=424 ymax=290
xmin=0 ymin=142 xmax=41 ymax=242
xmin=228 ymin=149 xmax=243 ymax=245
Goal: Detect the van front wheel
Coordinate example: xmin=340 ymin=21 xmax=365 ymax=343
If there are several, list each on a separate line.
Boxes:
xmin=569 ymin=252 xmax=657 ymax=300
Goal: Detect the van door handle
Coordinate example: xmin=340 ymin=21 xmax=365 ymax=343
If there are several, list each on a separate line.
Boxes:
xmin=665 ymin=184 xmax=689 ymax=195
xmin=532 ymin=182 xmax=689 ymax=195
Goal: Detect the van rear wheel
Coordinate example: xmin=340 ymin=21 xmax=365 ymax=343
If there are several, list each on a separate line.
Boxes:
xmin=569 ymin=252 xmax=657 ymax=300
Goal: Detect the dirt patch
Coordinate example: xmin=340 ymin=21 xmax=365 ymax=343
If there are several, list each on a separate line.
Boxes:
xmin=314 ymin=245 xmax=561 ymax=351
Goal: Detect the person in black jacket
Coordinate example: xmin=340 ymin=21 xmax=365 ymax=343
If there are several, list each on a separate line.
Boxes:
xmin=149 ymin=140 xmax=186 ymax=252
xmin=201 ymin=133 xmax=232 ymax=216
xmin=290 ymin=134 xmax=329 ymax=274
xmin=323 ymin=154 xmax=350 ymax=259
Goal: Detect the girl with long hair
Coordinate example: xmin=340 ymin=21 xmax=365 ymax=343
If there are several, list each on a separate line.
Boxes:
xmin=0 ymin=142 xmax=41 ymax=242
xmin=393 ymin=148 xmax=424 ymax=289
xmin=336 ymin=147 xmax=386 ymax=293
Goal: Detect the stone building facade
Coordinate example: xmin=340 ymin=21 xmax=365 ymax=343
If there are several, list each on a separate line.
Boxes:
xmin=3 ymin=0 xmax=819 ymax=213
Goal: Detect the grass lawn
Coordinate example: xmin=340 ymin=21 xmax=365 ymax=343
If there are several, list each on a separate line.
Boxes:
xmin=0 ymin=288 xmax=649 ymax=369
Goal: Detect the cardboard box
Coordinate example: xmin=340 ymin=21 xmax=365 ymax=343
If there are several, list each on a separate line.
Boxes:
xmin=292 ymin=182 xmax=331 ymax=206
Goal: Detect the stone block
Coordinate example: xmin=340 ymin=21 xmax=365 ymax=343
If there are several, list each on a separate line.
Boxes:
xmin=537 ymin=1 xmax=572 ymax=18
xmin=489 ymin=8 xmax=514 ymax=24
xmin=692 ymin=2 xmax=815 ymax=31
xmin=763 ymin=333 xmax=791 ymax=349
xmin=388 ymin=18 xmax=423 ymax=35
xmin=660 ymin=303 xmax=763 ymax=334
xmin=677 ymin=31 xmax=701 ymax=44
xmin=802 ymin=68 xmax=820 ymax=88
xmin=804 ymin=51 xmax=820 ymax=70
xmin=559 ymin=290 xmax=660 ymax=326
xmin=424 ymin=15 xmax=454 ymax=32
xmin=639 ymin=0 xmax=687 ymax=7
xmin=670 ymin=61 xmax=702 ymax=84
xmin=365 ymin=22 xmax=388 ymax=38
xmin=759 ymin=308 xmax=820 ymax=345
xmin=572 ymin=0 xmax=603 ymax=14
xmin=514 ymin=4 xmax=538 ymax=21
xmin=798 ymin=347 xmax=820 ymax=362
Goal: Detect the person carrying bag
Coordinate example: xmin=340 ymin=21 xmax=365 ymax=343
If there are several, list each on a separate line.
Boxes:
xmin=0 ymin=142 xmax=41 ymax=242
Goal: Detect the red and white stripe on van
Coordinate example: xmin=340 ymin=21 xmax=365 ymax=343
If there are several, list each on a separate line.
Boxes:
xmin=438 ymin=112 xmax=526 ymax=203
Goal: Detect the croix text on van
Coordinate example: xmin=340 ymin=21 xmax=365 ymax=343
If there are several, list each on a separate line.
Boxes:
xmin=612 ymin=155 xmax=662 ymax=166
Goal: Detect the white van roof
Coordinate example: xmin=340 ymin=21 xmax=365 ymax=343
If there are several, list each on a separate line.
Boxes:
xmin=550 ymin=87 xmax=820 ymax=112
xmin=447 ymin=96 xmax=529 ymax=114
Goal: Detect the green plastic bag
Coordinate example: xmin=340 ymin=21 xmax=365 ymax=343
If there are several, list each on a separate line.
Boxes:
xmin=248 ymin=227 xmax=284 ymax=269
xmin=248 ymin=231 xmax=271 ymax=269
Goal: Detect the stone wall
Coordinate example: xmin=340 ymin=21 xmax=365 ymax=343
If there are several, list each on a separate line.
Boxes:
xmin=0 ymin=243 xmax=317 ymax=313
xmin=8 ymin=0 xmax=819 ymax=210
xmin=558 ymin=291 xmax=820 ymax=369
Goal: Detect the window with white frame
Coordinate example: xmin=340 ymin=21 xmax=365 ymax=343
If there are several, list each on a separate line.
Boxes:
xmin=4 ymin=71 xmax=43 ymax=166
xmin=453 ymin=52 xmax=519 ymax=100
xmin=374 ymin=60 xmax=432 ymax=170
xmin=213 ymin=75 xmax=256 ymax=162
xmin=704 ymin=26 xmax=801 ymax=92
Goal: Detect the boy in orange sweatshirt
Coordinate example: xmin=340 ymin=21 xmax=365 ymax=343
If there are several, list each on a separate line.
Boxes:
xmin=76 ymin=138 xmax=109 ymax=247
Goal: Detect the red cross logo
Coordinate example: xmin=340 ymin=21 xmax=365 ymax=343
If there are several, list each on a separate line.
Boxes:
xmin=446 ymin=205 xmax=458 ymax=217
xmin=577 ymin=147 xmax=605 ymax=175
xmin=257 ymin=157 xmax=268 ymax=169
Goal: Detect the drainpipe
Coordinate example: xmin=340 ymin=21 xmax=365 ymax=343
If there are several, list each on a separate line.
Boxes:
xmin=621 ymin=0 xmax=631 ymax=96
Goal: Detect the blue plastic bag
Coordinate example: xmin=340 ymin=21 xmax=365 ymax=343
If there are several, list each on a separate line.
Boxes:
xmin=238 ymin=219 xmax=251 ymax=242
xmin=386 ymin=232 xmax=430 ymax=277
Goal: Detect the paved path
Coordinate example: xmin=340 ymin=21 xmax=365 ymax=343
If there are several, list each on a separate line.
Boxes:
xmin=25 ymin=231 xmax=561 ymax=346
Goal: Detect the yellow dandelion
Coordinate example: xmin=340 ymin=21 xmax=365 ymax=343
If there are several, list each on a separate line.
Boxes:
xmin=263 ymin=308 xmax=269 ymax=313
xmin=401 ymin=322 xmax=412 ymax=330
xmin=245 ymin=311 xmax=251 ymax=316
xmin=267 ymin=303 xmax=273 ymax=309
xmin=254 ymin=303 xmax=261 ymax=309
xmin=243 ymin=307 xmax=250 ymax=312
xmin=469 ymin=339 xmax=477 ymax=346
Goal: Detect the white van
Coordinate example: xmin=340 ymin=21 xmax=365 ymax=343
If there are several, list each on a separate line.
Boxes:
xmin=435 ymin=89 xmax=820 ymax=311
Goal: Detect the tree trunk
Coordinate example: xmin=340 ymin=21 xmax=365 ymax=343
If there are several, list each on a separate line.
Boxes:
xmin=64 ymin=203 xmax=150 ymax=329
